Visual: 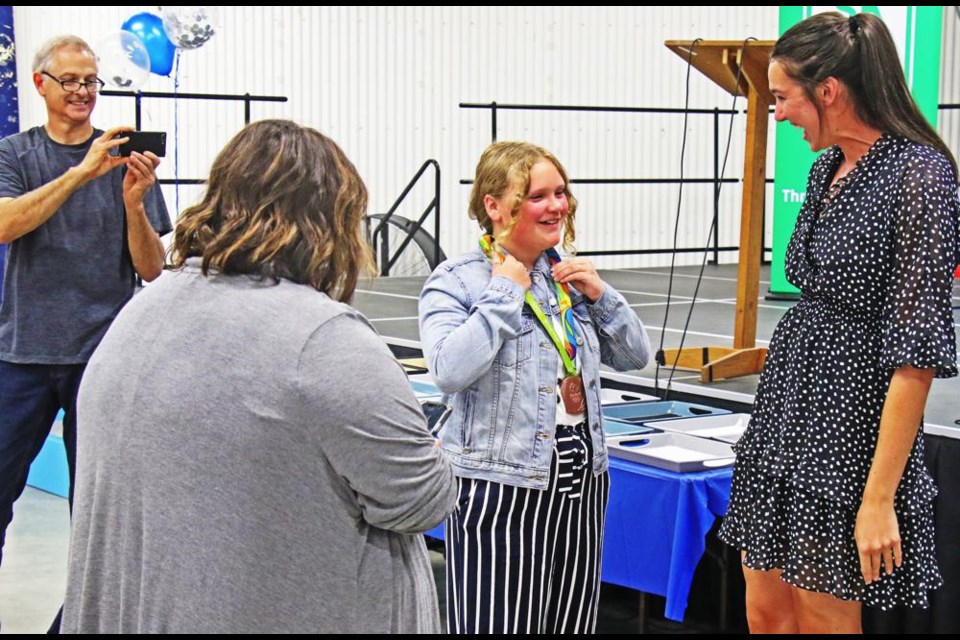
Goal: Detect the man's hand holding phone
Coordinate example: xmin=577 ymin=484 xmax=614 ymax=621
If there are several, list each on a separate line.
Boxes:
xmin=108 ymin=128 xmax=165 ymax=205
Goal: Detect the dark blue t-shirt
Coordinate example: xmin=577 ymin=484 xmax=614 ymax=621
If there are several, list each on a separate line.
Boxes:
xmin=0 ymin=126 xmax=172 ymax=364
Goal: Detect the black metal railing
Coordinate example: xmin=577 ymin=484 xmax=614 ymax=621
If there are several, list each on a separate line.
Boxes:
xmin=459 ymin=99 xmax=960 ymax=264
xmin=367 ymin=159 xmax=442 ymax=276
xmin=460 ymin=101 xmax=758 ymax=264
xmin=100 ymin=89 xmax=288 ymax=186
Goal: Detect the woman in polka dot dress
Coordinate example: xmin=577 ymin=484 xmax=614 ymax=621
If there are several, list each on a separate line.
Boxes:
xmin=718 ymin=12 xmax=960 ymax=633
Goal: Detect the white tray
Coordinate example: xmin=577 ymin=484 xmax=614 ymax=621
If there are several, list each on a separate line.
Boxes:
xmin=603 ymin=418 xmax=659 ymax=437
xmin=607 ymin=432 xmax=736 ymax=473
xmin=600 ymin=388 xmax=659 ymax=405
xmin=651 ymin=413 xmax=751 ymax=444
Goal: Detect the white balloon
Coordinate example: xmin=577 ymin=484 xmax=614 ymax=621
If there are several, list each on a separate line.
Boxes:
xmin=95 ymin=31 xmax=151 ymax=90
xmin=161 ymin=6 xmax=220 ymax=50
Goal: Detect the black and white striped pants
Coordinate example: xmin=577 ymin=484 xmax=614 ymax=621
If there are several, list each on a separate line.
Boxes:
xmin=445 ymin=423 xmax=610 ymax=634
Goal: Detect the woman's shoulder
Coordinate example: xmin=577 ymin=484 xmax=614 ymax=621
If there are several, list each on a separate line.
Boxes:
xmin=212 ymin=273 xmax=367 ymax=334
xmin=283 ymin=283 xmax=367 ymax=326
xmin=285 ymin=288 xmax=386 ymax=357
xmin=895 ymin=138 xmax=956 ymax=179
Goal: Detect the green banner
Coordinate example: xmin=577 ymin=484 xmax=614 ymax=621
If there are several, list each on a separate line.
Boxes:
xmin=769 ymin=6 xmax=943 ymax=295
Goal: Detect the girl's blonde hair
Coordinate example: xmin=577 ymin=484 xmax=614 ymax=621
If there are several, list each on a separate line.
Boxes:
xmin=468 ymin=141 xmax=578 ymax=251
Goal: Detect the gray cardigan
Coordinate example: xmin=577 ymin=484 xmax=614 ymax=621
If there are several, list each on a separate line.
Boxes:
xmin=61 ymin=261 xmax=456 ymax=633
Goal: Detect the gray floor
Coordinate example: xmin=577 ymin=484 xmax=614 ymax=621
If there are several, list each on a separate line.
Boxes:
xmin=2 ymin=263 xmax=957 ymax=633
xmin=0 ymin=487 xmax=68 ymax=634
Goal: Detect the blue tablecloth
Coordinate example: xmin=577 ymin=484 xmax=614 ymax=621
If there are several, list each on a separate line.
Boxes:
xmin=604 ymin=457 xmax=732 ymax=621
xmin=426 ymin=457 xmax=733 ymax=622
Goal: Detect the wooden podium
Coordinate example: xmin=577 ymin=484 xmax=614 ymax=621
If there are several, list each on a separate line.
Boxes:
xmin=661 ymin=39 xmax=776 ymax=382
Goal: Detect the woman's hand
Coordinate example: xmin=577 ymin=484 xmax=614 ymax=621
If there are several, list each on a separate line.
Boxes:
xmin=854 ymin=497 xmax=902 ymax=584
xmin=856 ymin=365 xmax=933 ymax=584
xmin=552 ymin=257 xmax=605 ymax=302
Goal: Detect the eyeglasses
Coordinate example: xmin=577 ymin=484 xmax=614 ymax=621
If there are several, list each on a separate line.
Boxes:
xmin=41 ymin=71 xmax=105 ymax=94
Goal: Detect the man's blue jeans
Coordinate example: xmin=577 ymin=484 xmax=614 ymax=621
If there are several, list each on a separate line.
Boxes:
xmin=0 ymin=360 xmax=84 ymax=567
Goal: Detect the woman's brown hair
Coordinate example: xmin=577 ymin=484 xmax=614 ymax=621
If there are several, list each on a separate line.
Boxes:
xmin=773 ymin=12 xmax=957 ymax=178
xmin=169 ymin=119 xmax=373 ymax=302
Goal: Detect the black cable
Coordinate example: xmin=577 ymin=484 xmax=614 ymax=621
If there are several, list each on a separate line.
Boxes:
xmin=654 ymin=38 xmax=701 ymax=398
xmin=664 ymin=37 xmax=756 ymax=399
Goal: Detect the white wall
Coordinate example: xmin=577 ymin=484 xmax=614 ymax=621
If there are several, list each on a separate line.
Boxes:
xmin=11 ymin=7 xmax=959 ymax=270
xmin=939 ymin=7 xmax=960 ymax=157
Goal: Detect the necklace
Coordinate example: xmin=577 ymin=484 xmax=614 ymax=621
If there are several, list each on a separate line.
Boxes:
xmin=478 ymin=235 xmax=586 ymax=413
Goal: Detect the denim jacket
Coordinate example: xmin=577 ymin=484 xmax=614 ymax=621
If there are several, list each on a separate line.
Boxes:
xmin=418 ymin=248 xmax=651 ymax=490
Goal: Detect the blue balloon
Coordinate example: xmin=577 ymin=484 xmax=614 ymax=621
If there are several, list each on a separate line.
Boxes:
xmin=121 ymin=12 xmax=176 ymax=77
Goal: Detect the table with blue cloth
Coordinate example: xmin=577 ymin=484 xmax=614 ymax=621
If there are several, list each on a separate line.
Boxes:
xmin=427 ymin=456 xmax=733 ymax=623
xmin=604 ymin=457 xmax=732 ymax=622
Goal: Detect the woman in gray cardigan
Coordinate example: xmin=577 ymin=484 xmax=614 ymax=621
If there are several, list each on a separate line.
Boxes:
xmin=61 ymin=120 xmax=456 ymax=634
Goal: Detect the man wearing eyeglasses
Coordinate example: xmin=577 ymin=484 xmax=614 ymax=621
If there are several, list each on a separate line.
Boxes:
xmin=0 ymin=35 xmax=171 ymax=629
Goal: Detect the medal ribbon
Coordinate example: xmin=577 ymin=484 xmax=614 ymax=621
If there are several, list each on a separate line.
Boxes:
xmin=479 ymin=235 xmax=579 ymax=377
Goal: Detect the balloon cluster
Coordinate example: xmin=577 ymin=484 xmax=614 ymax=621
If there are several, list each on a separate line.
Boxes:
xmin=96 ymin=6 xmax=221 ymax=91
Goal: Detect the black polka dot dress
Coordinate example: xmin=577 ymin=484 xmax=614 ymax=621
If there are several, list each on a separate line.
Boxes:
xmin=718 ymin=135 xmax=960 ymax=609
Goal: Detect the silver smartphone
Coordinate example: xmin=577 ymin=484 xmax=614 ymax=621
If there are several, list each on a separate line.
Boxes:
xmin=420 ymin=400 xmax=452 ymax=435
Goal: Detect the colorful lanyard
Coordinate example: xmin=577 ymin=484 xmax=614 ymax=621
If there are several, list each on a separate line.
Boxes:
xmin=479 ymin=235 xmax=579 ymax=377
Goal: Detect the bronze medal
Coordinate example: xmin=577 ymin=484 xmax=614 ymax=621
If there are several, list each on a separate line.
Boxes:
xmin=560 ymin=375 xmax=586 ymax=414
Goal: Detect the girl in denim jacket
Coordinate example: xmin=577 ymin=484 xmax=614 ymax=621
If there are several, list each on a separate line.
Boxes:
xmin=419 ymin=141 xmax=650 ymax=633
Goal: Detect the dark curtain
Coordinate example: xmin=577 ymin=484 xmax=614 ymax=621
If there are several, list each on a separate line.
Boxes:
xmin=863 ymin=434 xmax=960 ymax=633
xmin=1 ymin=6 xmax=17 ymax=299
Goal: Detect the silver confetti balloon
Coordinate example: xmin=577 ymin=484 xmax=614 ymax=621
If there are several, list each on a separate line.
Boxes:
xmin=161 ymin=6 xmax=220 ymax=50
